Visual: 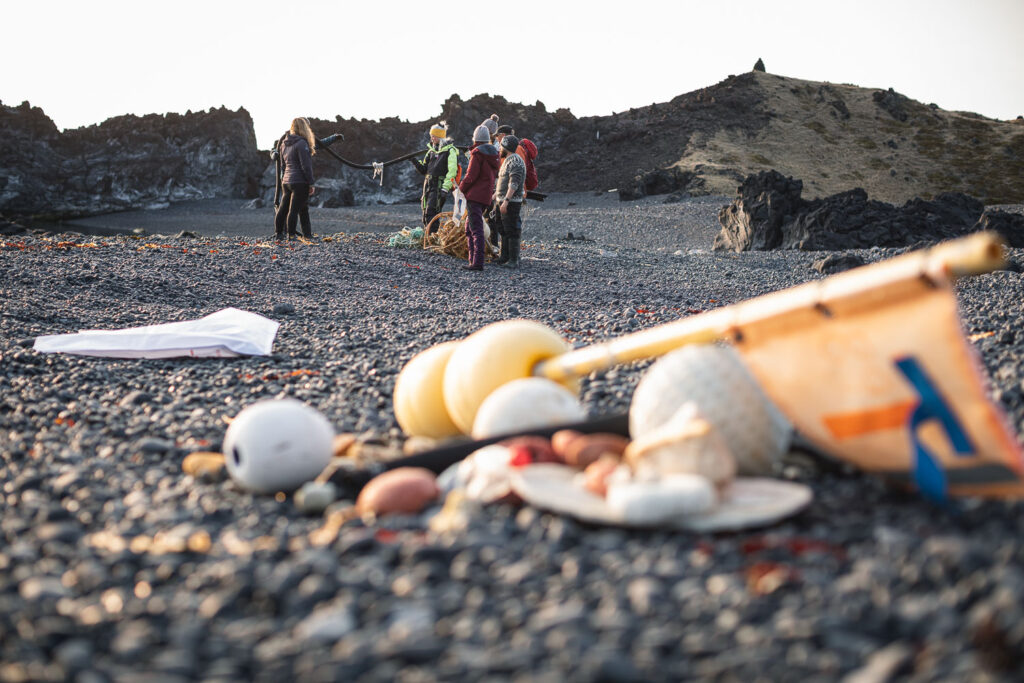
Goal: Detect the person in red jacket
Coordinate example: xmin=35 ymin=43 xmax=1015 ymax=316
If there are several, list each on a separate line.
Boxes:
xmin=457 ymin=124 xmax=501 ymax=271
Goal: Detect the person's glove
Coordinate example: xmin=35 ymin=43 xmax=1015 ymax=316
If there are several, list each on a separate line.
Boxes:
xmin=270 ymin=150 xmax=279 ymax=161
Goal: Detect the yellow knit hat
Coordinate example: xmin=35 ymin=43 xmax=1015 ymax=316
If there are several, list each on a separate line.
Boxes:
xmin=429 ymin=121 xmax=448 ymax=139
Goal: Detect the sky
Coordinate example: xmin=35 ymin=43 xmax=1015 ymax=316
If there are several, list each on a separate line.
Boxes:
xmin=3 ymin=0 xmax=1023 ymax=150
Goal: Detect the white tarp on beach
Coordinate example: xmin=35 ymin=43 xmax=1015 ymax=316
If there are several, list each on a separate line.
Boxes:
xmin=33 ymin=308 xmax=279 ymax=359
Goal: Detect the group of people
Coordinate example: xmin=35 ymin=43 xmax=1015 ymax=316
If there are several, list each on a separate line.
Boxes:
xmin=271 ymin=114 xmax=540 ymax=271
xmin=413 ymin=115 xmax=539 ymax=270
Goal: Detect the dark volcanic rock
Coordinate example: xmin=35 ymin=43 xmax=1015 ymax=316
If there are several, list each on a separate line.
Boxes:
xmin=619 ymin=167 xmax=697 ymax=201
xmin=812 ymin=253 xmax=866 ymax=274
xmin=714 ymin=171 xmax=805 ymax=251
xmin=753 ymin=58 xmax=766 ymax=72
xmin=274 ymin=75 xmax=770 ymax=203
xmin=873 ymin=88 xmax=911 ymax=122
xmin=0 ymin=101 xmax=265 ymax=219
xmin=715 ymin=170 xmax=1000 ymax=251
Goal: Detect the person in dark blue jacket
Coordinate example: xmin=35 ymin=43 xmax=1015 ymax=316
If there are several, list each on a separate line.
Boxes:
xmin=273 ymin=117 xmax=320 ymax=240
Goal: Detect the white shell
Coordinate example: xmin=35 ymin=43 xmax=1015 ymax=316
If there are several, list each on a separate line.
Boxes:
xmin=629 ymin=344 xmax=791 ymax=475
xmin=471 ymin=378 xmax=585 ymax=439
xmin=223 ymin=399 xmax=335 ymax=493
xmin=438 ymin=444 xmax=516 ymax=503
xmin=624 ymin=402 xmax=737 ymax=486
xmin=605 ymin=474 xmax=717 ymax=525
xmin=510 ymin=463 xmax=813 ymax=532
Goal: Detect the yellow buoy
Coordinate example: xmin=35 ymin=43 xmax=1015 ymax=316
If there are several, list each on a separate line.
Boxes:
xmin=393 ymin=341 xmax=462 ymax=438
xmin=442 ymin=320 xmax=575 ymax=434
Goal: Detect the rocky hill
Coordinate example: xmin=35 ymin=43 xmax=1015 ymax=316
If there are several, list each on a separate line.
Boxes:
xmin=299 ymin=71 xmax=1024 ymax=206
xmin=0 ymin=101 xmax=264 ymax=218
xmin=4 ymin=70 xmax=1023 ymax=219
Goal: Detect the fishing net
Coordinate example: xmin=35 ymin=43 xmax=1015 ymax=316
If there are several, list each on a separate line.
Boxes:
xmin=385 ymin=227 xmax=425 ymax=248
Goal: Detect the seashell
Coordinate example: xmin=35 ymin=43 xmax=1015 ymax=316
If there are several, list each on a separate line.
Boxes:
xmin=223 ymin=399 xmax=335 ymax=493
xmin=470 ymin=377 xmax=585 ymax=439
xmin=629 ymin=344 xmax=791 ymax=475
xmin=605 ymin=474 xmax=718 ymax=525
xmin=356 ymin=467 xmax=440 ymax=516
xmin=561 ymin=433 xmax=630 ymax=469
xmin=510 ymin=463 xmax=811 ymax=531
xmin=624 ymin=402 xmax=737 ymax=487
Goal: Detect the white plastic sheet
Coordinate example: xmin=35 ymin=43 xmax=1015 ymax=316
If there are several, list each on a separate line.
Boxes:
xmin=33 ymin=308 xmax=280 ymax=359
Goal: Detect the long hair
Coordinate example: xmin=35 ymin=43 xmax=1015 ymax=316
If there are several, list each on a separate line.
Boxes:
xmin=289 ymin=117 xmax=317 ymax=155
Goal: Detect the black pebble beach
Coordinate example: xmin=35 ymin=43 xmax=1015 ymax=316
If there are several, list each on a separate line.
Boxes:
xmin=2 ymin=195 xmax=1024 ymax=681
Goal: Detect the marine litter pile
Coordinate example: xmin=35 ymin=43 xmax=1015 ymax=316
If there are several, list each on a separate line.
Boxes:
xmin=3 ymin=218 xmax=1024 ymax=680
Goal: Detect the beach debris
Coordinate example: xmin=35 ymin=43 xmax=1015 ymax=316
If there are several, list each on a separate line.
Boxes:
xmin=605 ymin=473 xmax=718 ymax=525
xmin=629 ymin=344 xmax=790 ymax=475
xmin=393 ymin=341 xmax=462 ymax=439
xmin=511 ymin=463 xmax=812 ymax=532
xmin=471 ymin=378 xmax=585 ymax=439
xmin=333 ymin=433 xmax=358 ymax=457
xmin=223 ymin=399 xmax=335 ymax=493
xmin=355 ymin=467 xmax=440 ymax=516
xmin=441 ymin=320 xmax=575 ymax=434
xmin=552 ymin=430 xmax=629 ymax=469
xmin=623 ymin=403 xmax=737 ymax=487
xmin=294 ymin=481 xmax=339 ymax=515
xmin=385 ymin=226 xmax=424 ymax=249
xmin=33 ymin=307 xmax=280 ymax=359
xmin=582 ymin=455 xmax=621 ymax=497
xmin=181 ymin=451 xmax=227 ymax=482
xmin=438 ymin=445 xmax=518 ymax=503
xmin=429 ymin=490 xmax=483 ymax=534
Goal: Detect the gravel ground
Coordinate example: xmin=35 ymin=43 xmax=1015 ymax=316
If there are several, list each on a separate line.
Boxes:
xmin=3 ymin=198 xmax=1024 ymax=682
xmin=64 ymin=192 xmax=728 ymax=252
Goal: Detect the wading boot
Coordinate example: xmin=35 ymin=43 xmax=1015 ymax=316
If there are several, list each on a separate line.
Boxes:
xmin=496 ymin=235 xmax=510 ymax=265
xmin=502 ymin=235 xmax=521 ymax=269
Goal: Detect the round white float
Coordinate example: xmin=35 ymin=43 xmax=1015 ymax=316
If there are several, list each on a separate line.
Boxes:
xmin=443 ymin=320 xmax=574 ymax=434
xmin=223 ymin=398 xmax=335 ymax=493
xmin=471 ymin=377 xmax=586 ymax=439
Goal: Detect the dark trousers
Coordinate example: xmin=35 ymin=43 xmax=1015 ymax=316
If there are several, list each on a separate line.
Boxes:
xmin=422 ymin=177 xmax=448 ymax=233
xmin=466 ymin=200 xmax=486 ymax=268
xmin=494 ymin=200 xmax=522 ymax=237
xmin=275 ymin=183 xmax=311 ymax=237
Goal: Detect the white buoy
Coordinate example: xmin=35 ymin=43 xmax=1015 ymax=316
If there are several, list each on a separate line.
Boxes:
xmin=471 ymin=378 xmax=585 ymax=439
xmin=223 ymin=399 xmax=335 ymax=493
xmin=629 ymin=344 xmax=791 ymax=475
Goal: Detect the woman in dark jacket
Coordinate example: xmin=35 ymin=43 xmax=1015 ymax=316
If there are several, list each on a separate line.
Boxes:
xmin=274 ymin=118 xmax=316 ymax=240
xmin=457 ymin=125 xmax=501 ymax=271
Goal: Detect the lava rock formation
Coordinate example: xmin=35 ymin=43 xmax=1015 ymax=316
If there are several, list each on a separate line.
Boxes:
xmin=715 ymin=170 xmax=1024 ymax=251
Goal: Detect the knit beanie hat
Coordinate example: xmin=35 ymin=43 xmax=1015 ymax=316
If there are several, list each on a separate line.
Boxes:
xmin=496 ymin=124 xmax=515 ymax=136
xmin=481 ymin=114 xmax=499 ymax=137
xmin=473 ymin=125 xmax=491 ymax=143
xmin=429 ymin=121 xmax=448 ymax=138
xmin=500 ymin=134 xmax=520 ymax=153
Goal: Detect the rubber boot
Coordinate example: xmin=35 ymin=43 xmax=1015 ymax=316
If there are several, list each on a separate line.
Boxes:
xmin=504 ymin=234 xmax=521 ymax=269
xmin=496 ymin=235 xmax=510 ymax=265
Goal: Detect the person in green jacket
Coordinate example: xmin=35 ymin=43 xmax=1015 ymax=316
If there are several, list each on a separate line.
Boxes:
xmin=410 ymin=121 xmax=459 ymax=234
